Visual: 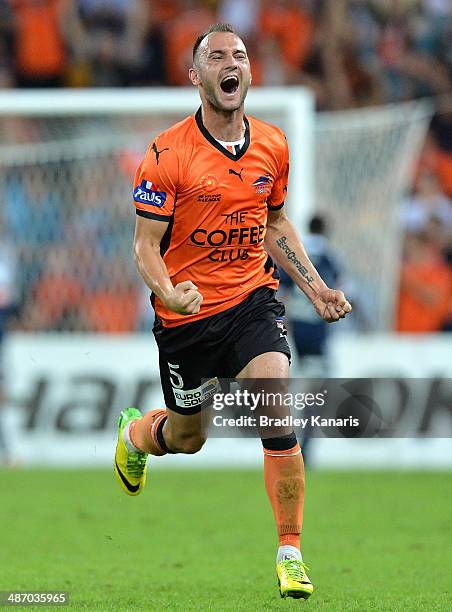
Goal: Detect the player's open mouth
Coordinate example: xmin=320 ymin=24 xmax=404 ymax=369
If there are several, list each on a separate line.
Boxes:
xmin=220 ymin=75 xmax=239 ymax=95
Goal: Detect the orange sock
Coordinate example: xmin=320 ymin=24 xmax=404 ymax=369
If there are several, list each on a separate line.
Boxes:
xmin=129 ymin=409 xmax=169 ymax=456
xmin=263 ymin=442 xmax=304 ymax=550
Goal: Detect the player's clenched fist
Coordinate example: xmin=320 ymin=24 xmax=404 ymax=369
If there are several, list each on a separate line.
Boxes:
xmin=164 ymin=280 xmax=203 ymax=315
xmin=311 ymin=288 xmax=352 ymax=323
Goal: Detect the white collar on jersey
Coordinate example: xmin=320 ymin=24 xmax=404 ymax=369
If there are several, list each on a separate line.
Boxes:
xmin=214 ymin=122 xmax=246 ymax=153
xmin=215 ymin=135 xmax=246 ymax=148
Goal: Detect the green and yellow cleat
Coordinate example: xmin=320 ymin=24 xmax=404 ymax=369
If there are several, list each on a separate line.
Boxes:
xmin=114 ymin=408 xmax=148 ymax=496
xmin=277 ymin=558 xmax=314 ymax=600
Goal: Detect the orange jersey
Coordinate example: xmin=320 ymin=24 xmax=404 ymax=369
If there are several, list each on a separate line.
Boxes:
xmin=133 ymin=108 xmax=289 ymax=327
xmin=12 ymin=0 xmax=67 ymax=77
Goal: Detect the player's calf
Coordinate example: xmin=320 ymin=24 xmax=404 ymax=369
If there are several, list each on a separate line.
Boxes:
xmin=261 ymin=433 xmax=314 ymax=598
xmin=127 ymin=406 xmax=208 ymax=455
xmin=129 ymin=409 xmax=168 ymax=455
xmin=163 ymin=429 xmax=207 ymax=454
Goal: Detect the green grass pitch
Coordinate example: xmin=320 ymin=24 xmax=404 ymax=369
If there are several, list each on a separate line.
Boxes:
xmin=1 ymin=468 xmax=451 ymax=611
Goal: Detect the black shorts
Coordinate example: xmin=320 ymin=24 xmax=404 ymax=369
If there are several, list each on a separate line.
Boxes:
xmin=153 ymin=287 xmax=291 ymax=415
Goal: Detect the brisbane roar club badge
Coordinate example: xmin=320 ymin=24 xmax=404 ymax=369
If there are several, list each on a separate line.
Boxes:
xmin=253 ymin=174 xmax=273 ymax=194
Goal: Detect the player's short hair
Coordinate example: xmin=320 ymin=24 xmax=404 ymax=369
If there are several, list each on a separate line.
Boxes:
xmin=192 ymin=23 xmax=237 ymax=64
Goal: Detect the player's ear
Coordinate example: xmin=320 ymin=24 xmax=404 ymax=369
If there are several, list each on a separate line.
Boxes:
xmin=189 ymin=67 xmax=201 ymax=87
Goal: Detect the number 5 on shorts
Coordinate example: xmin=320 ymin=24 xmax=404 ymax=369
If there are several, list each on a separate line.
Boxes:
xmin=168 ymin=362 xmax=184 ymax=389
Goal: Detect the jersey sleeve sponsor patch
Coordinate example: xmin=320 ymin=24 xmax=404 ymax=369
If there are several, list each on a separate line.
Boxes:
xmin=133 ymin=180 xmax=167 ymax=208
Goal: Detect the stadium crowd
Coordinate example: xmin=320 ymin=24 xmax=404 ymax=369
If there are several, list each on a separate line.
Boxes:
xmin=0 ymin=0 xmax=451 ymax=332
xmin=1 ymin=1 xmax=451 ymax=103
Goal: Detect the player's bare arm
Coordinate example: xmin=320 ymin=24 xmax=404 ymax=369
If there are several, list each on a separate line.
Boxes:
xmin=265 ymin=207 xmax=352 ymax=323
xmin=133 ymin=215 xmax=203 ymax=315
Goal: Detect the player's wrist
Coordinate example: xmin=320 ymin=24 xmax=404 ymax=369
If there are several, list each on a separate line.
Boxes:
xmin=160 ymin=287 xmax=177 ymax=309
xmin=306 ymin=281 xmax=329 ymax=304
xmin=153 ymin=281 xmax=175 ymax=308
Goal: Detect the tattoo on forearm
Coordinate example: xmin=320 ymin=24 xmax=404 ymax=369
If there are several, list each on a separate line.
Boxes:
xmin=276 ymin=236 xmax=314 ymax=285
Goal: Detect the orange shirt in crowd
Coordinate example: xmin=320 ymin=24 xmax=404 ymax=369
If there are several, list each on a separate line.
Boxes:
xmin=417 ymin=138 xmax=452 ymax=198
xmin=397 ymin=254 xmax=451 ymax=333
xmin=432 ymin=147 xmax=452 ymax=198
xmin=260 ymin=0 xmax=314 ymax=69
xmin=148 ymin=0 xmax=179 ymax=24
xmin=82 ymin=291 xmax=140 ymax=333
xmin=12 ymin=0 xmax=67 ymax=78
xmin=163 ymin=8 xmax=214 ymax=86
xmin=30 ymin=274 xmax=84 ymax=330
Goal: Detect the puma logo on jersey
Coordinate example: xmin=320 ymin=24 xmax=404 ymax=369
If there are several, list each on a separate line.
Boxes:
xmin=229 ymin=168 xmax=244 ymax=182
xmin=152 ymin=142 xmax=169 ymax=165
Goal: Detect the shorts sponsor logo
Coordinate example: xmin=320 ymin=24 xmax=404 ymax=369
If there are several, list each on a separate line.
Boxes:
xmin=133 ymin=179 xmax=167 ymax=207
xmin=173 ymin=377 xmax=220 ymax=409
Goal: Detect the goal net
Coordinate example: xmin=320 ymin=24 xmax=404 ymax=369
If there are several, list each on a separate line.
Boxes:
xmin=315 ymin=100 xmax=432 ymax=331
xmin=0 ymin=89 xmax=430 ymax=333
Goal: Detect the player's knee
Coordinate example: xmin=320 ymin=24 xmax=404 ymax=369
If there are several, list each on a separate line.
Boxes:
xmin=169 ymin=431 xmax=207 ymax=454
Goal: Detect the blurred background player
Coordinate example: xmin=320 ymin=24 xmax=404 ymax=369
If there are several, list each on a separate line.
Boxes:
xmin=0 ymin=215 xmax=18 ymax=466
xmin=278 ymin=214 xmax=342 ymax=463
xmin=279 ymin=214 xmax=341 ymax=377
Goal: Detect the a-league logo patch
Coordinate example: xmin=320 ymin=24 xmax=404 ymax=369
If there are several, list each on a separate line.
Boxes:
xmin=199 ymin=174 xmax=219 ymax=192
xmin=133 ymin=179 xmax=167 ymax=207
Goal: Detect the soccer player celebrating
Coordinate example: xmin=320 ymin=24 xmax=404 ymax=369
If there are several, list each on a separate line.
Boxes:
xmin=114 ymin=23 xmax=352 ymax=600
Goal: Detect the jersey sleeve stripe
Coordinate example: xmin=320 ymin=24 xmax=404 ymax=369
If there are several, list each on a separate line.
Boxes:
xmin=267 ymin=201 xmax=285 ymax=211
xmin=136 ymin=209 xmax=172 ymax=222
